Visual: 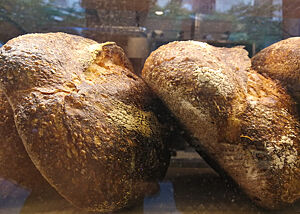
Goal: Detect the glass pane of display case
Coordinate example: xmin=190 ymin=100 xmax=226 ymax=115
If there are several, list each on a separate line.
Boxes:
xmin=0 ymin=0 xmax=299 ymax=214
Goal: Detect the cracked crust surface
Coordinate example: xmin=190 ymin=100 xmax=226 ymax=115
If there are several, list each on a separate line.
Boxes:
xmin=142 ymin=41 xmax=300 ymax=209
xmin=0 ymin=33 xmax=170 ymax=212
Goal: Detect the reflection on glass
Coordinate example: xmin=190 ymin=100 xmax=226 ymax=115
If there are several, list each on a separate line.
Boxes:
xmin=1 ymin=157 xmax=300 ymax=214
xmin=0 ymin=0 xmax=299 ymax=67
xmin=0 ymin=179 xmax=30 ymax=214
xmin=143 ymin=182 xmax=180 ymax=214
xmin=1 ymin=0 xmax=297 ymax=54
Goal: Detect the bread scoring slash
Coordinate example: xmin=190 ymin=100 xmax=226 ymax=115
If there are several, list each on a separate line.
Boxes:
xmin=142 ymin=41 xmax=300 ymax=210
xmin=0 ymin=32 xmax=170 ymax=212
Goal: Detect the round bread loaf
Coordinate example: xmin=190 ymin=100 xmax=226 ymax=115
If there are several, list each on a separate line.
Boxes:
xmin=0 ymin=33 xmax=170 ymax=212
xmin=252 ymin=37 xmax=300 ymax=102
xmin=0 ymin=90 xmax=50 ymax=191
xmin=142 ymin=41 xmax=300 ymax=209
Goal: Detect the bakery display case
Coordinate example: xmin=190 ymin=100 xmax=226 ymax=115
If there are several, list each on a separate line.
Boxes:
xmin=0 ymin=0 xmax=300 ymax=214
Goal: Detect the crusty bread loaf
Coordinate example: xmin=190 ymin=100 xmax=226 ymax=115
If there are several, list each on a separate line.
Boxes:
xmin=142 ymin=41 xmax=300 ymax=209
xmin=0 ymin=33 xmax=170 ymax=212
xmin=0 ymin=90 xmax=50 ymax=191
xmin=252 ymin=37 xmax=300 ymax=102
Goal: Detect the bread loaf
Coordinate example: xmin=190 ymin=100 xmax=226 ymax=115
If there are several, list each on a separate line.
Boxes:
xmin=252 ymin=37 xmax=300 ymax=102
xmin=0 ymin=33 xmax=170 ymax=212
xmin=0 ymin=90 xmax=49 ymax=191
xmin=142 ymin=41 xmax=300 ymax=209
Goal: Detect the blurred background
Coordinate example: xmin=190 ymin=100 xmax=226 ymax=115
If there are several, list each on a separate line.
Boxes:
xmin=1 ymin=0 xmax=300 ymax=73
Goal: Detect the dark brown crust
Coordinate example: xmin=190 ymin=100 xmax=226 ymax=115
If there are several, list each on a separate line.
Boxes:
xmin=142 ymin=41 xmax=300 ymax=209
xmin=0 ymin=33 xmax=170 ymax=212
xmin=251 ymin=37 xmax=300 ymax=102
xmin=0 ymin=90 xmax=50 ymax=190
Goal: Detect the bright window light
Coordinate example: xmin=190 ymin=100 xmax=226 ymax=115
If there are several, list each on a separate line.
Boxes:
xmin=155 ymin=11 xmax=164 ymax=16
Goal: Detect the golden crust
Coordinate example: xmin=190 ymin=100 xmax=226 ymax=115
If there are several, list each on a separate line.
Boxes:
xmin=0 ymin=33 xmax=170 ymax=212
xmin=0 ymin=90 xmax=50 ymax=191
xmin=251 ymin=37 xmax=300 ymax=102
xmin=142 ymin=41 xmax=300 ymax=209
